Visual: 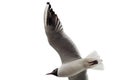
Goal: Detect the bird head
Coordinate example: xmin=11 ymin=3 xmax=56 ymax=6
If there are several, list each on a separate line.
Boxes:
xmin=46 ymin=68 xmax=58 ymax=76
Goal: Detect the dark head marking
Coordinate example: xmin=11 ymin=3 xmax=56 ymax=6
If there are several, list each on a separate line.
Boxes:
xmin=46 ymin=68 xmax=58 ymax=76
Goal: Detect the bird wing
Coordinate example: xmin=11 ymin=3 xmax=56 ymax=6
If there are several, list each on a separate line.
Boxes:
xmin=44 ymin=2 xmax=88 ymax=80
xmin=44 ymin=2 xmax=81 ymax=63
xmin=69 ymin=71 xmax=88 ymax=80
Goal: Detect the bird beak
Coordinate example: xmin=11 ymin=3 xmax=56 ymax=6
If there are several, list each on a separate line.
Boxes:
xmin=46 ymin=72 xmax=52 ymax=75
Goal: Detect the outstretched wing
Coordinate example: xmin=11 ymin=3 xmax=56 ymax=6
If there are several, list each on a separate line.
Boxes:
xmin=44 ymin=2 xmax=80 ymax=63
xmin=44 ymin=2 xmax=88 ymax=80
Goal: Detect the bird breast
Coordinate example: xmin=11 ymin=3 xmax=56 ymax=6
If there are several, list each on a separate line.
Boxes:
xmin=58 ymin=59 xmax=86 ymax=77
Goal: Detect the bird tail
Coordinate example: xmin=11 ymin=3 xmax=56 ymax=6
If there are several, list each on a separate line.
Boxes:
xmin=85 ymin=51 xmax=104 ymax=70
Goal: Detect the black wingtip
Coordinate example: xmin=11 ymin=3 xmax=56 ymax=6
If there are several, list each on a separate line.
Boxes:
xmin=46 ymin=2 xmax=51 ymax=8
xmin=46 ymin=2 xmax=50 ymax=5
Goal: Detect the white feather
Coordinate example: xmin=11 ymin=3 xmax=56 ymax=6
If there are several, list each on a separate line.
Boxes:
xmin=85 ymin=51 xmax=104 ymax=70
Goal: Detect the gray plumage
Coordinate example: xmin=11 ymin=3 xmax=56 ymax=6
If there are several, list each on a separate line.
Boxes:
xmin=44 ymin=2 xmax=88 ymax=80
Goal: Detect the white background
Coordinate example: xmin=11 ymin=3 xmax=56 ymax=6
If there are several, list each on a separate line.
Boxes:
xmin=0 ymin=0 xmax=120 ymax=80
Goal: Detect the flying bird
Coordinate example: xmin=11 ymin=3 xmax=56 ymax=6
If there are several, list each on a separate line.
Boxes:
xmin=44 ymin=2 xmax=103 ymax=80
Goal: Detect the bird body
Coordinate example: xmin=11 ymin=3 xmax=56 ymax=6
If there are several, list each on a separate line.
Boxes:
xmin=44 ymin=2 xmax=103 ymax=80
xmin=47 ymin=51 xmax=103 ymax=77
xmin=58 ymin=59 xmax=85 ymax=77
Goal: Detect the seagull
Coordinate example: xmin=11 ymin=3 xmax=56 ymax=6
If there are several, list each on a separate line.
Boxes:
xmin=44 ymin=2 xmax=103 ymax=80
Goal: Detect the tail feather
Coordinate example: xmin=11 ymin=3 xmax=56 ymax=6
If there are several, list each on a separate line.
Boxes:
xmin=86 ymin=51 xmax=104 ymax=70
